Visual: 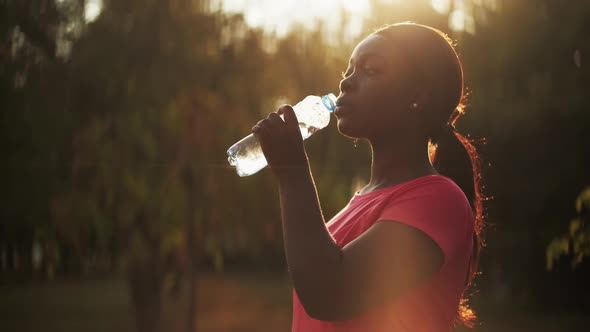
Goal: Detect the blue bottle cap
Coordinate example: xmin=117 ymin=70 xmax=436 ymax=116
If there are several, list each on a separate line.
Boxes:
xmin=322 ymin=93 xmax=337 ymax=112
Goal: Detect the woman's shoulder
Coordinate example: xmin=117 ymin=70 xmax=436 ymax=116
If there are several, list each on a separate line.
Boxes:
xmin=374 ymin=174 xmax=474 ymax=253
xmin=391 ymin=174 xmax=464 ymax=197
xmin=410 ymin=174 xmax=470 ymax=204
xmin=352 ymin=174 xmax=470 ymax=211
xmin=384 ymin=174 xmax=472 ymax=217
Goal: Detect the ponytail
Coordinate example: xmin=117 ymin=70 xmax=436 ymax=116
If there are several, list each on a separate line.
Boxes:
xmin=428 ymin=102 xmax=487 ymax=328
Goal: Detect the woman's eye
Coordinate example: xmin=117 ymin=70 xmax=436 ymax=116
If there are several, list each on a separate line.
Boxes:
xmin=365 ymin=67 xmax=378 ymax=75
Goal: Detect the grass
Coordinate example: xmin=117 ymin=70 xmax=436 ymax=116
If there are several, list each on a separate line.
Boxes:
xmin=0 ymin=271 xmax=292 ymax=332
xmin=0 ymin=271 xmax=588 ymax=332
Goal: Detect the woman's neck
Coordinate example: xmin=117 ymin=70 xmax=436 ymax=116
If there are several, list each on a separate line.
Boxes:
xmin=361 ymin=138 xmax=437 ymax=194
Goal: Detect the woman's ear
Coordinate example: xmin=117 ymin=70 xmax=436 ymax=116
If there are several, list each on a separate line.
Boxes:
xmin=408 ymin=89 xmax=430 ymax=114
xmin=412 ymin=88 xmax=430 ymax=112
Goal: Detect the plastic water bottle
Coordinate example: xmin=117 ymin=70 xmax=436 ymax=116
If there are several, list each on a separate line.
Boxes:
xmin=227 ymin=93 xmax=337 ymax=177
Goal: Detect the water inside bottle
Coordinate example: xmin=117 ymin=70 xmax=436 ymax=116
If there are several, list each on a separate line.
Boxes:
xmin=227 ymin=123 xmax=320 ymax=176
xmin=227 ymin=133 xmax=267 ymax=177
xmin=299 ymin=122 xmax=319 ymax=139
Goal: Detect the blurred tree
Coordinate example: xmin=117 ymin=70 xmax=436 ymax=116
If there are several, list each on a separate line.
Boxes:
xmin=0 ymin=0 xmax=86 ymax=275
xmin=547 ymin=186 xmax=590 ymax=270
xmin=460 ymin=0 xmax=590 ymax=310
xmin=46 ymin=0 xmax=352 ymax=330
xmin=48 ymin=1 xmax=239 ymax=330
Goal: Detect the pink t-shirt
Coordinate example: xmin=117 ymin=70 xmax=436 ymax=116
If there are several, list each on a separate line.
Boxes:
xmin=292 ymin=174 xmax=474 ymax=332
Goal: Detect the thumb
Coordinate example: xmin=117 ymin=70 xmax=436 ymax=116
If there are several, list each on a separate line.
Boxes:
xmin=278 ymin=105 xmax=299 ymax=129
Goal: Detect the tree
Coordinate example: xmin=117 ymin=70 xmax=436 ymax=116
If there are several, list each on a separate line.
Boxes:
xmin=48 ymin=1 xmax=309 ymax=330
xmin=547 ymin=186 xmax=590 ymax=270
xmin=0 ymin=0 xmax=85 ymax=275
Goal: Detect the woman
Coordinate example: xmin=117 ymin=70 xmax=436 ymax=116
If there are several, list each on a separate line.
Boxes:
xmin=252 ymin=22 xmax=485 ymax=332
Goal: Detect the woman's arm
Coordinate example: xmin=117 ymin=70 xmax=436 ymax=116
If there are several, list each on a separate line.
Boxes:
xmin=252 ymin=106 xmax=443 ymax=321
xmin=277 ymin=165 xmax=345 ymax=318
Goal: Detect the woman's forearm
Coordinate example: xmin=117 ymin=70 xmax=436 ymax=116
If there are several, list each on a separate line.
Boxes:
xmin=278 ymin=165 xmax=343 ymax=313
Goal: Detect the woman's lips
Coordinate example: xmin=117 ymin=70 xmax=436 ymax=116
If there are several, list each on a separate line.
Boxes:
xmin=335 ymin=97 xmax=352 ymax=117
xmin=334 ymin=104 xmax=349 ymax=117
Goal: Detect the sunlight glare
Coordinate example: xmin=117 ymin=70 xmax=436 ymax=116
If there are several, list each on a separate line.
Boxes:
xmin=222 ymin=0 xmax=370 ymax=36
xmin=85 ymin=0 xmax=102 ymax=23
xmin=449 ymin=9 xmax=476 ymax=33
xmin=449 ymin=10 xmax=465 ymax=31
xmin=222 ymin=0 xmax=479 ymax=36
xmin=431 ymin=0 xmax=451 ymax=14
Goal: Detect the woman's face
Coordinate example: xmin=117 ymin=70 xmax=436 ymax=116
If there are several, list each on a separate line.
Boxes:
xmin=335 ymin=34 xmax=421 ymax=141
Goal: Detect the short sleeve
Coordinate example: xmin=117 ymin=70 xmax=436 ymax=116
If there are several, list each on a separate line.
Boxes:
xmin=375 ymin=179 xmax=473 ymax=261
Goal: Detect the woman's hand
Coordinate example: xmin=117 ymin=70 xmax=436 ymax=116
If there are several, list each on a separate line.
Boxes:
xmin=251 ymin=105 xmax=309 ymax=179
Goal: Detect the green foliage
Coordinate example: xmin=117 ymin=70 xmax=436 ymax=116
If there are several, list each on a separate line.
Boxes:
xmin=547 ymin=187 xmax=590 ymax=270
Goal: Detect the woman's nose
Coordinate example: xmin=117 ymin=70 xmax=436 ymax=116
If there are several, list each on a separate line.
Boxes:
xmin=339 ymin=75 xmax=355 ymax=94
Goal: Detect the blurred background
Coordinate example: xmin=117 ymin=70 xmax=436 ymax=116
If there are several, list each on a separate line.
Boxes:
xmin=1 ymin=0 xmax=589 ymax=331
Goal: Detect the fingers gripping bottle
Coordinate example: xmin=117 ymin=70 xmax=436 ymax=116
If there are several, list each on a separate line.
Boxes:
xmin=227 ymin=93 xmax=337 ymax=177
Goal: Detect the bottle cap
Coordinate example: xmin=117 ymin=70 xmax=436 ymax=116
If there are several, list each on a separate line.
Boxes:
xmin=322 ymin=93 xmax=337 ymax=112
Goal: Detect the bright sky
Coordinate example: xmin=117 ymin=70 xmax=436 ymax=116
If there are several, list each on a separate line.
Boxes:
xmin=81 ymin=0 xmax=475 ymax=34
xmin=219 ymin=0 xmax=469 ymax=36
xmin=220 ymin=0 xmax=372 ymax=36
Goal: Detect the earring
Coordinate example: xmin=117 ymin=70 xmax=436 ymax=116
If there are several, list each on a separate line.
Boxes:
xmin=411 ymin=102 xmax=419 ymax=110
xmin=354 ymin=139 xmax=359 ymax=148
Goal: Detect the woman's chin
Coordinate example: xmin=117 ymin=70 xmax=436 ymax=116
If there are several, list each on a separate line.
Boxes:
xmin=336 ymin=118 xmax=362 ymax=139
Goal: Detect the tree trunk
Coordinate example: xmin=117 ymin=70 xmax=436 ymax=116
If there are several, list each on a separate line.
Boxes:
xmin=185 ymin=168 xmax=199 ymax=332
xmin=128 ymin=258 xmax=163 ymax=332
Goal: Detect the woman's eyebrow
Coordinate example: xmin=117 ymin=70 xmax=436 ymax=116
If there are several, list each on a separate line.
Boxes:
xmin=349 ymin=53 xmax=386 ymax=65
